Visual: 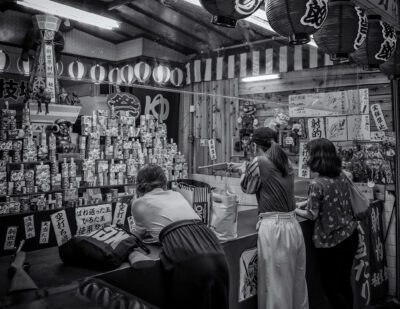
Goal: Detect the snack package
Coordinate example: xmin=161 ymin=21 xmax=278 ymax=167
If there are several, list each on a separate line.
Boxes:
xmin=81 ymin=116 xmax=92 ymax=136
xmin=35 ymin=163 xmax=51 ymax=192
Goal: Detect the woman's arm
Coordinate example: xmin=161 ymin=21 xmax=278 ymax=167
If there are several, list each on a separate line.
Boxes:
xmin=240 ymin=158 xmax=261 ymax=194
xmin=131 ymin=199 xmax=149 ymax=238
xmin=295 ymin=182 xmax=323 ymax=221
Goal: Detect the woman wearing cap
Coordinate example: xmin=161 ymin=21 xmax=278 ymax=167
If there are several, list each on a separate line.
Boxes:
xmin=230 ymin=127 xmax=308 ymax=309
xmin=131 ymin=164 xmax=229 ymax=309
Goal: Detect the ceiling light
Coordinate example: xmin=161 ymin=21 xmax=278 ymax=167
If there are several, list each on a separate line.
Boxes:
xmin=182 ymin=0 xmax=317 ymax=48
xmin=17 ymin=0 xmax=120 ymax=30
xmin=242 ymin=74 xmax=281 ymax=82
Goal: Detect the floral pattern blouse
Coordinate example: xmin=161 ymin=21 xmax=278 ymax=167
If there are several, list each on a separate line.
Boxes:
xmin=298 ymin=173 xmax=357 ymax=248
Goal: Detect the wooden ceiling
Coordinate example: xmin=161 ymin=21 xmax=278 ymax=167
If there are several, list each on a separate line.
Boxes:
xmin=3 ymin=0 xmax=283 ymax=55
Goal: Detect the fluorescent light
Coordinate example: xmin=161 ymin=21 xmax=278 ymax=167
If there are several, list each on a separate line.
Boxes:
xmin=242 ymin=74 xmax=281 ymax=82
xmin=182 ymin=0 xmax=316 ymax=47
xmin=17 ymin=0 xmax=120 ymax=30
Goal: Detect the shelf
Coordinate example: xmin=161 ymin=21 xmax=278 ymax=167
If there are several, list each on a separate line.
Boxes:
xmin=3 ymin=189 xmax=64 ymax=198
xmin=6 ymin=158 xmax=129 ymax=166
xmin=78 ymin=184 xmax=134 ymax=190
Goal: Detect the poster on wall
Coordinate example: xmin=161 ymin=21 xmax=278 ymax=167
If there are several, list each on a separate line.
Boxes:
xmin=326 ymin=116 xmax=347 ymax=141
xmin=298 ymin=142 xmax=310 ymax=178
xmin=0 ymin=74 xmax=29 ymax=109
xmin=347 ymin=115 xmax=371 ymax=141
xmin=75 ymin=204 xmax=112 ymax=236
xmin=307 ymin=118 xmax=325 ymax=140
xmin=370 ymin=104 xmax=388 ymax=131
xmin=239 ymin=248 xmax=257 ymax=302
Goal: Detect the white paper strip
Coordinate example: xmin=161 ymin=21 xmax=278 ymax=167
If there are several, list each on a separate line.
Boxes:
xmin=39 ymin=221 xmax=51 ymax=244
xmin=24 ymin=215 xmax=35 ymax=239
xmin=51 ymin=210 xmax=72 ymax=246
xmin=112 ymin=202 xmax=128 ymax=226
xmin=4 ymin=226 xmax=18 ymax=250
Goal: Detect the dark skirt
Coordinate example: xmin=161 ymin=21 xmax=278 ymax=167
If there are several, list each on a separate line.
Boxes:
xmin=159 ymin=220 xmax=230 ymax=309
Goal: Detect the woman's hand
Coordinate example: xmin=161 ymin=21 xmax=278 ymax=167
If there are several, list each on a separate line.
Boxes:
xmin=228 ymin=162 xmax=246 ymax=173
xmin=296 ymin=200 xmax=308 ymax=209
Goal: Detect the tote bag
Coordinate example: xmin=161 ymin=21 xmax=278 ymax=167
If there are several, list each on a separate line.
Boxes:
xmin=344 ymin=173 xmax=370 ymax=220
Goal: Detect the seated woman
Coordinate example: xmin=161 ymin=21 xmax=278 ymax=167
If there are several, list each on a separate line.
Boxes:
xmin=131 ymin=165 xmax=229 ymax=309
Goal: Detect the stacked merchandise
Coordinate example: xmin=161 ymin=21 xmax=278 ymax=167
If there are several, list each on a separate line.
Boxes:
xmin=0 ymin=104 xmax=188 ymax=215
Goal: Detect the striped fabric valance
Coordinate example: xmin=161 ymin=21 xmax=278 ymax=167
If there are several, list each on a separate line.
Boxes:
xmin=185 ymin=45 xmax=333 ymax=84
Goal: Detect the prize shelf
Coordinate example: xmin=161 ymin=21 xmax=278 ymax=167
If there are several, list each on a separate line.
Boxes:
xmin=6 ymin=158 xmax=128 ymax=166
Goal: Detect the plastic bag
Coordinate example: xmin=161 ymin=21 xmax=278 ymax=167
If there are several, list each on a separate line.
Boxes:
xmin=210 ymin=187 xmax=238 ymax=241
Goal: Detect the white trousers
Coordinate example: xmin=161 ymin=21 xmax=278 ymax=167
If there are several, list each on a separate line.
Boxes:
xmin=257 ymin=212 xmax=309 ymax=309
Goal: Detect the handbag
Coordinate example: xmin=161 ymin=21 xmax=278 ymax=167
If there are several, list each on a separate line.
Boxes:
xmin=343 ymin=173 xmax=370 ymax=220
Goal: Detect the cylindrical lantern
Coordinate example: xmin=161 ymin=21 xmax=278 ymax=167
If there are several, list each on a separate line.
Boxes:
xmin=121 ymin=64 xmax=135 ymax=84
xmin=56 ymin=61 xmax=63 ymax=76
xmin=17 ymin=57 xmax=33 ymax=75
xmin=265 ymin=0 xmax=329 ymax=45
xmin=90 ymin=64 xmax=106 ymax=84
xmin=153 ymin=65 xmax=171 ymax=85
xmin=314 ymin=1 xmax=368 ymax=62
xmin=0 ymin=50 xmax=10 ymax=72
xmin=380 ymin=31 xmax=400 ymax=79
xmin=68 ymin=60 xmax=85 ymax=80
xmin=200 ymin=0 xmax=263 ymax=28
xmin=134 ymin=62 xmax=151 ymax=83
xmin=351 ymin=16 xmax=397 ymax=69
xmin=170 ymin=68 xmax=184 ymax=87
xmin=108 ymin=67 xmax=121 ymax=84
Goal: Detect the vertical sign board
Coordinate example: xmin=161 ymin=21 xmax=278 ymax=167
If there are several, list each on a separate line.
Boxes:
xmin=298 ymin=142 xmax=310 ymax=178
xmin=51 ymin=210 xmax=72 ymax=246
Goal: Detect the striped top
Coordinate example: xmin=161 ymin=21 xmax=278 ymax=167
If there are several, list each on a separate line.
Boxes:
xmin=240 ymin=155 xmax=295 ymax=213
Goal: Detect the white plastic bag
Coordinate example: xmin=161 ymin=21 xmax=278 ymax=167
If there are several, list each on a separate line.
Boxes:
xmin=210 ymin=187 xmax=238 ymax=241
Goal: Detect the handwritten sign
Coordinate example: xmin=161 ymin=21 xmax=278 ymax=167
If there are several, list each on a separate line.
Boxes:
xmin=24 ymin=215 xmax=35 ymax=239
xmin=347 ymin=115 xmax=371 ymax=141
xmin=208 ymin=139 xmax=217 ymax=161
xmin=75 ymin=204 xmax=112 ymax=235
xmin=39 ymin=221 xmax=51 ymax=244
xmin=112 ymin=202 xmax=128 ymax=226
xmin=51 ymin=210 xmax=72 ymax=246
xmin=370 ymin=104 xmax=388 ymax=131
xmin=326 ymin=116 xmax=347 ymax=141
xmin=127 ymin=216 xmax=136 ymax=233
xmin=298 ymin=142 xmax=310 ymax=178
xmin=370 ymin=131 xmax=386 ymax=142
xmin=4 ymin=226 xmax=18 ymax=250
xmin=307 ymin=118 xmax=325 ymax=140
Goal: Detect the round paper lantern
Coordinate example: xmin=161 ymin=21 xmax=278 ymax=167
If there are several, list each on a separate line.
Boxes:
xmin=170 ymin=68 xmax=184 ymax=87
xmin=55 ymin=61 xmax=64 ymax=76
xmin=17 ymin=57 xmax=33 ymax=75
xmin=351 ymin=16 xmax=397 ymax=69
xmin=200 ymin=0 xmax=263 ymax=28
xmin=265 ymin=0 xmax=328 ymax=45
xmin=90 ymin=64 xmax=106 ymax=84
xmin=120 ymin=64 xmax=135 ymax=84
xmin=68 ymin=60 xmax=85 ymax=80
xmin=380 ymin=31 xmax=400 ymax=79
xmin=108 ymin=67 xmax=121 ymax=84
xmin=314 ymin=1 xmax=368 ymax=62
xmin=153 ymin=65 xmax=171 ymax=85
xmin=134 ymin=62 xmax=151 ymax=83
xmin=0 ymin=50 xmax=10 ymax=72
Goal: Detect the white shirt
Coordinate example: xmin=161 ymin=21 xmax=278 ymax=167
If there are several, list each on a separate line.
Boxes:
xmin=131 ymin=188 xmax=200 ymax=242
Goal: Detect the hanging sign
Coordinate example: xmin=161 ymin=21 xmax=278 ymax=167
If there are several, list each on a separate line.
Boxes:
xmin=24 ymin=215 xmax=36 ymax=239
xmin=4 ymin=226 xmax=18 ymax=251
xmin=308 ymin=117 xmax=325 ymax=140
xmin=44 ymin=43 xmax=56 ymax=103
xmin=39 ymin=221 xmax=51 ymax=244
xmin=51 ymin=210 xmax=72 ymax=246
xmin=208 ymin=139 xmax=217 ymax=161
xmin=75 ymin=204 xmax=112 ymax=235
xmin=370 ymin=104 xmax=388 ymax=131
xmin=298 ymin=142 xmax=310 ymax=178
xmin=112 ymin=202 xmax=128 ymax=226
xmin=127 ymin=216 xmax=136 ymax=233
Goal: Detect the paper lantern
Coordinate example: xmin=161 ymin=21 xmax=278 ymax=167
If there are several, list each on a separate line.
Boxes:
xmin=121 ymin=64 xmax=135 ymax=84
xmin=351 ymin=16 xmax=397 ymax=69
xmin=108 ymin=67 xmax=121 ymax=84
xmin=17 ymin=57 xmax=33 ymax=75
xmin=170 ymin=68 xmax=184 ymax=87
xmin=380 ymin=31 xmax=400 ymax=79
xmin=68 ymin=60 xmax=85 ymax=80
xmin=153 ymin=65 xmax=171 ymax=85
xmin=265 ymin=0 xmax=328 ymax=45
xmin=0 ymin=50 xmax=10 ymax=72
xmin=134 ymin=62 xmax=151 ymax=83
xmin=90 ymin=64 xmax=106 ymax=84
xmin=200 ymin=0 xmax=263 ymax=28
xmin=314 ymin=1 xmax=368 ymax=62
xmin=55 ymin=61 xmax=63 ymax=76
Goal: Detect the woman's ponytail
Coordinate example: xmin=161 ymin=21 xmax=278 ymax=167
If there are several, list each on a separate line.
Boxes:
xmin=267 ymin=142 xmax=290 ymax=177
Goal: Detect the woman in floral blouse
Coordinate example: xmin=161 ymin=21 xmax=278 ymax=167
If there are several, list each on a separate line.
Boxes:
xmin=296 ymin=138 xmax=358 ymax=309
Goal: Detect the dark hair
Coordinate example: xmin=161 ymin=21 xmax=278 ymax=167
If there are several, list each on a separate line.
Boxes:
xmin=136 ymin=165 xmax=167 ymax=195
xmin=307 ymin=138 xmax=342 ymax=177
xmin=252 ymin=127 xmax=290 ymax=177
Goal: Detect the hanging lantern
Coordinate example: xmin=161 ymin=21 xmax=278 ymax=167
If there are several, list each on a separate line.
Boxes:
xmin=153 ymin=65 xmax=171 ymax=85
xmin=199 ymin=0 xmax=263 ymax=28
xmin=108 ymin=67 xmax=121 ymax=84
xmin=265 ymin=0 xmax=329 ymax=45
xmin=380 ymin=31 xmax=400 ymax=79
xmin=134 ymin=62 xmax=151 ymax=83
xmin=17 ymin=57 xmax=33 ymax=75
xmin=0 ymin=50 xmax=10 ymax=72
xmin=90 ymin=64 xmax=106 ymax=84
xmin=55 ymin=61 xmax=64 ymax=76
xmin=68 ymin=60 xmax=85 ymax=80
xmin=314 ymin=1 xmax=368 ymax=62
xmin=120 ymin=64 xmax=135 ymax=84
xmin=351 ymin=16 xmax=397 ymax=69
xmin=170 ymin=68 xmax=184 ymax=87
